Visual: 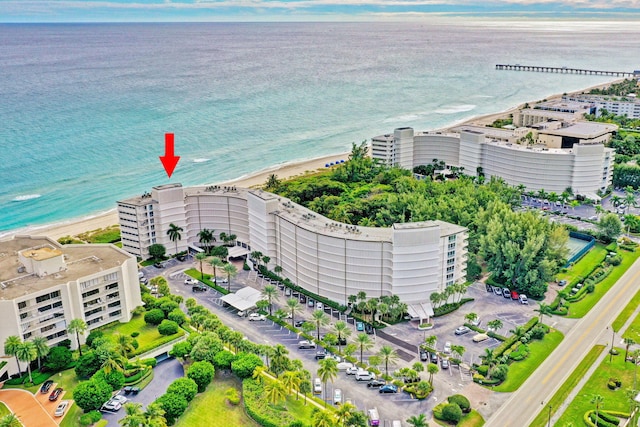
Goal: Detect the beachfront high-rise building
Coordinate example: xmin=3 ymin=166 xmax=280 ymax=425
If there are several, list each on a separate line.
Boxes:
xmin=371 ymin=124 xmax=616 ymax=199
xmin=117 ymin=185 xmax=467 ymax=311
xmin=0 ymin=236 xmax=142 ymax=379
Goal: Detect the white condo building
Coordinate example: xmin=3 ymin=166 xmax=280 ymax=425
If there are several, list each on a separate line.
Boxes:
xmin=118 ymin=184 xmax=467 ymax=308
xmin=0 ymin=236 xmax=142 ymax=379
xmin=371 ymin=124 xmax=616 ymax=197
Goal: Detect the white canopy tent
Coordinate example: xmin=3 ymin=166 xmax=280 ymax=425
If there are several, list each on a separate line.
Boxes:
xmin=220 ymin=286 xmax=263 ymax=312
xmin=227 ymin=246 xmax=250 ymax=259
xmin=407 ymin=302 xmax=435 ymax=323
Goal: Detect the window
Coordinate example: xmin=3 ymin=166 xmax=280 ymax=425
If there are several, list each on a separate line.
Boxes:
xmin=446 ymin=280 xmax=454 ymax=286
xmin=41 ymin=324 xmax=55 ymax=333
xmin=109 ymin=310 xmax=122 ymax=318
xmin=446 ymin=266 xmax=455 ymax=273
xmin=447 ymin=243 xmax=456 ymax=250
xmin=446 ymin=273 xmax=454 ymax=280
xmin=108 ymin=301 xmax=121 ymax=309
xmin=447 ymin=250 xmax=455 ymax=258
xmin=448 ymin=235 xmax=457 ymax=242
xmin=20 ymin=312 xmax=28 ymax=320
xmin=85 ymin=307 xmax=103 ymax=317
xmin=447 ymin=258 xmax=455 ymax=265
xmin=105 ymin=283 xmax=118 ymax=291
xmin=23 ymin=332 xmax=32 ymax=340
xmin=52 ymin=301 xmax=62 ymax=309
xmin=82 ymin=289 xmax=99 ymax=299
xmin=18 ymin=301 xmax=27 ymax=310
xmin=87 ymin=317 xmax=103 ymax=326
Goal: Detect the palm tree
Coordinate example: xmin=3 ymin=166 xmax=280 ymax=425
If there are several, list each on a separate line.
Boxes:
xmin=262 ymin=255 xmax=271 ymax=267
xmin=509 ymin=326 xmax=525 ymax=341
xmin=333 ymin=321 xmax=351 ymax=352
xmin=166 ymin=223 xmax=183 ymax=255
xmin=406 ymin=413 xmax=428 ymax=427
xmin=262 ymin=285 xmax=279 ymax=316
xmin=624 ymin=338 xmax=636 ymax=362
xmin=464 ymin=312 xmax=478 ymax=325
xmin=355 ymin=333 xmax=373 ymax=364
xmin=15 ymin=341 xmax=37 ymax=383
xmin=195 ymin=252 xmax=207 ymax=280
xmin=286 ymin=298 xmax=302 ymax=327
xmin=265 ymin=174 xmax=281 ymax=190
xmin=250 ymin=251 xmax=263 ymax=267
xmin=4 ymin=336 xmax=22 ymax=374
xmin=210 ymin=256 xmax=224 ymax=285
xmin=313 ymin=410 xmax=337 ymax=427
xmin=424 ymin=335 xmax=437 ymax=351
xmin=311 ymin=310 xmax=330 ymax=342
xmin=591 ymin=394 xmax=605 ymax=423
xmin=252 ymin=365 xmax=267 ymax=383
xmin=487 ymin=319 xmax=503 ymax=332
xmin=274 ymin=265 xmax=283 ymax=275
xmin=625 ymin=192 xmax=637 ymax=214
xmin=280 ymin=371 xmax=301 ymax=399
xmin=451 ymin=344 xmax=466 ymax=362
xmin=67 ymin=318 xmax=87 ymax=356
xmin=0 ymin=414 xmax=22 ymax=427
xmin=483 ymin=348 xmax=496 ymax=379
xmin=595 ymin=204 xmax=605 ymax=219
xmin=335 ymin=402 xmax=356 ymax=427
xmin=271 ymin=344 xmax=290 ymax=376
xmin=427 ymin=362 xmax=439 ymax=385
xmin=119 ymin=402 xmax=145 ymax=427
xmin=377 ymin=345 xmax=399 ymax=377
xmin=265 ymin=379 xmax=287 ymax=405
xmin=535 ymin=302 xmax=553 ymax=323
xmin=115 ymin=334 xmax=135 ymax=358
xmin=366 ymin=298 xmax=379 ymax=323
xmin=144 ymin=402 xmax=167 ymax=427
xmin=102 ymin=353 xmax=126 ymax=374
xmin=222 ymin=263 xmax=238 ymax=292
xmin=317 ymin=358 xmax=338 ymax=404
xmin=197 ymin=228 xmax=215 ymax=253
xmin=32 ymin=337 xmax=49 ymax=371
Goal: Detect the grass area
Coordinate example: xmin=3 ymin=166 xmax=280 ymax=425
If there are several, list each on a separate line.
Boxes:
xmin=555 ymin=347 xmax=635 ymax=426
xmin=567 ymin=247 xmax=640 ymax=318
xmin=76 ymin=225 xmax=121 ymax=244
xmin=0 ymin=402 xmax=12 ymax=417
xmin=97 ymin=314 xmax=184 ymax=356
xmin=175 ymin=376 xmax=259 ymax=427
xmin=493 ymin=329 xmax=564 ymax=392
xmin=2 ymin=366 xmax=81 ymax=394
xmin=529 ymin=345 xmax=605 ymax=427
xmin=459 ymin=410 xmax=485 ymax=427
xmin=140 ymin=259 xmax=156 ymax=267
xmin=614 ymin=286 xmax=640 ymax=333
xmin=556 ymin=243 xmax=608 ymax=284
xmin=282 ymin=392 xmax=316 ymax=424
xmin=60 ymin=402 xmax=83 ymax=427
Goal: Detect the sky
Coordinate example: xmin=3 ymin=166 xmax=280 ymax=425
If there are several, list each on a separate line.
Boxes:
xmin=1 ymin=0 xmax=640 ymax=22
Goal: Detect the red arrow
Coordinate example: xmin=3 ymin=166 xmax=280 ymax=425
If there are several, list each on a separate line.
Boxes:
xmin=159 ymin=133 xmax=180 ymax=178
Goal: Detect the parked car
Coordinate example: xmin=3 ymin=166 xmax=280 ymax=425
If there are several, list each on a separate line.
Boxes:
xmin=519 ymin=294 xmax=529 ymax=305
xmin=299 ymin=295 xmax=307 ymax=303
xmin=511 ymin=290 xmax=519 ymax=300
xmin=379 ymin=385 xmax=398 ymax=394
xmin=472 ymin=333 xmax=490 ymax=343
xmin=485 ymin=283 xmax=493 ymax=292
xmin=441 ymin=358 xmax=450 ymax=369
xmin=294 ymin=320 xmax=305 ymax=328
xmin=102 ymin=400 xmax=122 ymax=412
xmin=123 ymin=386 xmax=140 ymax=395
xmin=367 ymin=379 xmax=387 ymax=388
xmin=346 ymin=366 xmax=359 ymax=375
xmin=316 ymin=302 xmax=324 ymax=310
xmin=337 ymin=361 xmax=354 ymax=371
xmin=54 ymin=401 xmax=69 ymax=417
xmin=184 ymin=278 xmax=198 ymax=285
xmin=237 ymin=311 xmax=246 ymax=317
xmin=356 ymin=321 xmax=364 ymax=331
xmin=420 ymin=350 xmax=428 ymax=361
xmin=470 ymin=317 xmax=481 ymax=327
xmin=248 ymin=313 xmax=267 ymax=321
xmin=558 ymin=279 xmax=568 ymax=286
xmin=298 ymin=340 xmax=316 ymax=349
xmin=49 ymin=388 xmax=63 ymax=401
xmin=333 ymin=388 xmax=342 ymax=405
xmin=313 ymin=378 xmax=322 ymax=394
xmin=430 ymin=352 xmax=438 ymax=364
xmin=455 ymin=326 xmax=470 ymax=335
xmin=443 ymin=341 xmax=451 ymax=354
xmin=502 ymin=288 xmax=511 ymax=298
xmin=355 ymin=370 xmax=376 ymax=381
xmin=40 ymin=380 xmax=54 ymax=394
xmin=365 ymin=323 xmax=374 ymax=335
xmin=493 ymin=287 xmax=503 ymax=296
xmin=111 ymin=394 xmax=128 ymax=405
xmin=315 ymin=351 xmax=327 ymax=360
xmin=192 ymin=284 xmax=207 ymax=292
xmin=153 ymin=262 xmax=164 ymax=269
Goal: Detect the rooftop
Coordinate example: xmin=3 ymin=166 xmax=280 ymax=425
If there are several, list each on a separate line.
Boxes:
xmin=0 ymin=236 xmax=133 ymax=300
xmin=539 ymin=122 xmax=618 ymax=139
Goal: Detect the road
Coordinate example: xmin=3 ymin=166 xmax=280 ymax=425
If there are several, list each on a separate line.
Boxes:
xmin=486 ymin=253 xmax=640 ymax=426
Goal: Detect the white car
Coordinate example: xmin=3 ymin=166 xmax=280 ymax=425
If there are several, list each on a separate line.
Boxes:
xmin=298 ymin=340 xmax=316 ymax=349
xmin=102 ymin=400 xmax=122 ymax=412
xmin=248 ymin=313 xmax=266 ymax=321
xmin=472 ymin=333 xmax=490 ymax=343
xmin=443 ymin=341 xmax=452 ymax=354
xmin=333 ymin=388 xmax=342 ymax=405
xmin=184 ymin=278 xmax=198 ymax=285
xmin=55 ymin=401 xmax=69 ymax=417
xmin=217 ymin=277 xmax=228 ymax=283
xmin=237 ymin=311 xmax=246 ymax=317
xmin=336 ymin=361 xmax=354 ymax=371
xmin=346 ymin=366 xmax=359 ymax=375
xmin=111 ymin=394 xmax=128 ymax=405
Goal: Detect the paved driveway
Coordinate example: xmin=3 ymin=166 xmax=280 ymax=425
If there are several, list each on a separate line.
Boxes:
xmin=0 ymin=388 xmax=59 ymax=427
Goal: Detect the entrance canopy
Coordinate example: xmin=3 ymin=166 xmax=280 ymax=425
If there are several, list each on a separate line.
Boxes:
xmin=220 ymin=287 xmax=263 ymax=312
xmin=407 ymin=302 xmax=435 ymax=323
xmin=227 ymin=246 xmax=250 ymax=259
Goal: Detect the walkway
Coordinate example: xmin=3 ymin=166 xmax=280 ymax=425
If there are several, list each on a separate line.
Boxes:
xmin=0 ymin=388 xmax=59 ymax=427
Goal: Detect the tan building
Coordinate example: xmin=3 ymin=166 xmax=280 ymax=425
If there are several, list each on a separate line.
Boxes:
xmin=0 ymin=236 xmax=142 ymax=378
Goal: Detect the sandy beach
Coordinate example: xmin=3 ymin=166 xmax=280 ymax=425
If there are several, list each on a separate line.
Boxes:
xmin=7 ymin=78 xmax=623 ymax=242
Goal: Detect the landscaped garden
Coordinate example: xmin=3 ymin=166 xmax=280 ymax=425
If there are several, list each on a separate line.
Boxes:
xmin=622 ymin=300 xmax=640 ymax=343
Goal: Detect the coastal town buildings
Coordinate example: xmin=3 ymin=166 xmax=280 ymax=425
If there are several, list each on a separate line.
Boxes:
xmin=371 ymin=122 xmax=616 ymax=198
xmin=562 ymin=94 xmax=640 ymax=119
xmin=117 ymin=184 xmax=467 ymax=310
xmin=0 ymin=236 xmax=142 ymax=378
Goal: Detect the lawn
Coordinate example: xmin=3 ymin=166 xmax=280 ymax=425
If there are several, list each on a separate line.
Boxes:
xmin=0 ymin=402 xmax=11 ymax=417
xmin=614 ymin=286 xmax=640 ymax=333
xmin=433 ymin=410 xmax=484 ymax=427
xmin=621 ymin=295 xmax=640 ymax=343
xmin=567 ymin=248 xmax=640 ymax=318
xmin=528 ymin=345 xmax=605 ymax=427
xmin=97 ymin=314 xmax=185 ymax=356
xmin=175 ymin=376 xmax=259 ymax=427
xmin=555 ymin=348 xmax=635 ymax=426
xmin=493 ymin=329 xmax=564 ymax=392
xmin=556 ymin=243 xmax=608 ymax=284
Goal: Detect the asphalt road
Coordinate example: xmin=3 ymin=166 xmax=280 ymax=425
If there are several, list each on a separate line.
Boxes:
xmin=486 ymin=253 xmax=640 ymax=426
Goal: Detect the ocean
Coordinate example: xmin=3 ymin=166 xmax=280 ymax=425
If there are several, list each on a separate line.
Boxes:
xmin=1 ymin=19 xmax=639 ymax=236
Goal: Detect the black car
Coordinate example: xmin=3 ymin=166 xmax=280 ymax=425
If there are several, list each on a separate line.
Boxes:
xmin=315 ymin=351 xmax=327 ymax=360
xmin=294 ymin=320 xmax=305 ymax=328
xmin=192 ymin=284 xmax=207 ymax=292
xmin=419 ymin=350 xmax=428 ymax=362
xmin=429 ymin=352 xmax=438 ymax=364
xmin=485 ymin=283 xmax=493 ymax=292
xmin=49 ymin=387 xmax=63 ymax=401
xmin=40 ymin=380 xmax=54 ymax=394
xmin=336 ymin=337 xmax=347 ymax=346
xmin=364 ymin=324 xmax=374 ymax=335
xmin=153 ymin=262 xmax=164 ymax=268
xmin=367 ymin=379 xmax=386 ymax=388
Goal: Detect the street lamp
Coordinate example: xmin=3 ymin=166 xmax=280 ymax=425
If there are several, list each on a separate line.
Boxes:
xmin=609 ymin=326 xmax=616 ymax=363
xmin=542 ymin=401 xmax=552 ymax=427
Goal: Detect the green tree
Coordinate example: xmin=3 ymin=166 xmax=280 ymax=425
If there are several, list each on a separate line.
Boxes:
xmin=333 ymin=321 xmax=351 ymax=352
xmin=4 ymin=336 xmax=22 ymax=375
xmin=355 ymin=333 xmax=373 ymax=364
xmin=280 ymin=370 xmax=301 ymax=399
xmin=222 ymin=263 xmax=238 ymax=292
xmin=598 ymin=213 xmax=624 ymax=242
xmin=44 ymin=346 xmax=73 ymax=372
xmin=377 ymin=345 xmax=399 ymax=377
xmin=231 ymin=353 xmax=264 ymax=378
xmin=197 ymin=228 xmax=215 ymax=253
xmin=119 ymin=402 xmax=145 ymax=427
xmin=591 ymin=394 xmax=605 ymax=423
xmin=149 ymin=243 xmax=166 ymax=261
xmin=483 ymin=348 xmax=497 ymax=380
xmin=210 ymin=256 xmax=225 ymax=285
xmin=166 ymin=378 xmax=198 ymax=402
xmin=187 ymin=361 xmax=215 ymax=392
xmin=271 ymin=344 xmax=290 ymax=376
xmin=101 ymin=353 xmax=126 ymax=374
xmin=312 ymin=310 xmax=330 ymax=342
xmin=313 ymin=409 xmax=337 ymax=427
xmin=115 ymin=334 xmax=135 ymax=358
xmin=427 ymin=363 xmax=439 ymax=385
xmin=261 ymin=284 xmax=279 ymax=316
xmin=144 ymin=308 xmax=166 ymax=325
xmin=158 ymin=320 xmax=179 ymax=336
xmin=0 ymin=414 xmax=22 ymax=427
xmin=265 ymin=174 xmax=281 ymax=191
xmin=286 ymin=298 xmax=302 ymax=327
xmin=15 ymin=341 xmax=37 ymax=383
xmin=406 ymin=413 xmax=429 ymax=427
xmin=68 ymin=318 xmax=88 ymax=356
xmin=73 ymin=379 xmax=112 ymax=412
xmin=265 ymin=379 xmax=287 ymax=405
xmin=464 ymin=312 xmax=478 ymax=324
xmin=423 ymin=335 xmax=437 ymax=351
xmin=195 ymin=252 xmax=208 ymax=280
xmin=154 ymin=393 xmax=188 ymax=425
xmin=534 ymin=302 xmax=553 ymax=324
xmin=144 ymin=402 xmax=167 ymax=427
xmin=166 ymin=223 xmax=183 ymax=255
xmin=335 ymin=402 xmax=357 ymax=427
xmin=31 ymin=336 xmax=50 ymax=371
xmin=487 ymin=319 xmax=503 ymax=332
xmin=317 ymin=358 xmax=339 ymax=403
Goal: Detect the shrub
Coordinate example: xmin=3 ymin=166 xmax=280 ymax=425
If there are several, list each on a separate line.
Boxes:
xmin=243 ymin=378 xmax=295 ymax=427
xmin=231 ymin=353 xmax=264 ymax=379
xmin=92 ymin=369 xmax=125 ymax=391
xmin=86 ymin=330 xmax=104 ymax=348
xmin=442 ymin=403 xmax=463 ymax=423
xmin=79 ymin=411 xmax=102 ymax=426
xmin=243 ymin=263 xmax=251 ymax=271
xmin=476 ymin=365 xmax=488 ymax=376
xmin=44 ymin=346 xmax=73 ymax=372
xmin=169 ymin=341 xmax=193 ymax=359
xmin=609 ymin=255 xmax=622 ymax=266
xmin=140 ymin=358 xmax=158 ymax=368
xmin=155 ymin=392 xmax=189 ymax=425
xmin=73 ymin=379 xmax=113 ymax=412
xmin=131 ymin=331 xmax=140 ymax=338
xmin=168 ymin=308 xmax=187 ymax=325
xmin=448 ymin=394 xmax=471 ymax=413
xmin=144 ymin=308 xmax=166 ymax=325
xmin=75 ymin=352 xmax=103 ymax=379
xmin=225 ymin=387 xmax=241 ymax=405
xmin=167 ymin=378 xmax=198 ymax=402
xmin=492 ymin=364 xmax=509 ymax=382
xmin=187 ymin=361 xmax=215 ymax=392
xmin=530 ymin=325 xmax=546 ymax=340
xmin=158 ymin=319 xmax=180 ymax=336
xmin=213 ymin=350 xmax=237 ymax=370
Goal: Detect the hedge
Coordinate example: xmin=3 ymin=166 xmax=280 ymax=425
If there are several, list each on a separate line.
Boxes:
xmin=487 ymin=331 xmax=507 ymax=341
xmin=434 ymin=298 xmax=474 ymax=317
xmin=4 ymin=371 xmax=54 ymax=386
xmin=463 ymin=323 xmax=485 ymax=334
xmin=243 ymin=378 xmax=296 ymax=427
xmin=493 ymin=318 xmax=538 ymax=358
xmin=124 ymin=367 xmax=152 ymax=385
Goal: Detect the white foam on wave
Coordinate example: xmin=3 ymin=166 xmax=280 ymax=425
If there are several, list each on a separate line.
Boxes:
xmin=193 ymin=158 xmax=211 ymax=163
xmin=434 ymin=104 xmax=477 ymax=114
xmin=12 ymin=194 xmax=41 ymax=202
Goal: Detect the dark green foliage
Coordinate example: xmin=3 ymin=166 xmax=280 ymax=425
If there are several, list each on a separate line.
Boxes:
xmin=86 ymin=330 xmax=104 ymax=348
xmin=441 ymin=403 xmax=463 ymax=423
xmin=210 ymin=245 xmax=228 ymax=258
xmin=144 ymin=308 xmax=166 ymax=325
xmin=79 ymin=411 xmax=102 ymax=426
xmin=168 ymin=308 xmax=187 ymax=325
xmin=492 ymin=364 xmax=509 ymax=381
xmin=148 ymin=243 xmax=166 ymax=260
xmin=213 ymin=350 xmax=237 ymax=370
xmin=598 ymin=410 xmax=621 ymax=425
xmin=158 ymin=319 xmax=180 ymax=336
xmin=92 ymin=369 xmax=125 ymax=391
xmin=44 ymin=346 xmax=73 ymax=372
xmin=73 ymin=379 xmax=112 ymax=412
xmin=166 ymin=377 xmax=198 ymax=402
xmin=75 ymin=352 xmax=102 ymax=379
xmin=131 ymin=331 xmax=140 ymax=338
xmin=140 ymin=358 xmax=158 ymax=367
xmin=231 ymin=353 xmax=264 ymax=378
xmin=530 ymin=325 xmax=546 ymax=340
xmin=169 ymin=341 xmax=192 ymax=359
xmin=243 ymin=378 xmax=295 ymax=427
xmin=155 ymin=392 xmax=188 ymax=425
xmin=187 ymin=361 xmax=215 ymax=392
xmin=160 ymin=300 xmax=180 ymax=317
xmin=448 ymin=394 xmax=471 ymax=413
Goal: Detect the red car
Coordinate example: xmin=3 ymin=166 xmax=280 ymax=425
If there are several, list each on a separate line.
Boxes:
xmin=511 ymin=290 xmax=519 ymax=300
xmin=49 ymin=388 xmax=63 ymax=401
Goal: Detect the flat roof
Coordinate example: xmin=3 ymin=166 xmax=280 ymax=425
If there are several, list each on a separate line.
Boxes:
xmin=540 ymin=122 xmax=617 ymax=139
xmin=0 ymin=236 xmax=132 ymax=300
xmin=519 ymin=109 xmax=579 ymax=120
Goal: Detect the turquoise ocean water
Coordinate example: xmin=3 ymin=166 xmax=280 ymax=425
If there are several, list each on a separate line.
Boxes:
xmin=1 ymin=20 xmax=639 ymax=236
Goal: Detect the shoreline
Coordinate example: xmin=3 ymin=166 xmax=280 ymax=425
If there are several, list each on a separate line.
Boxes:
xmin=2 ymin=78 xmax=623 ymax=242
